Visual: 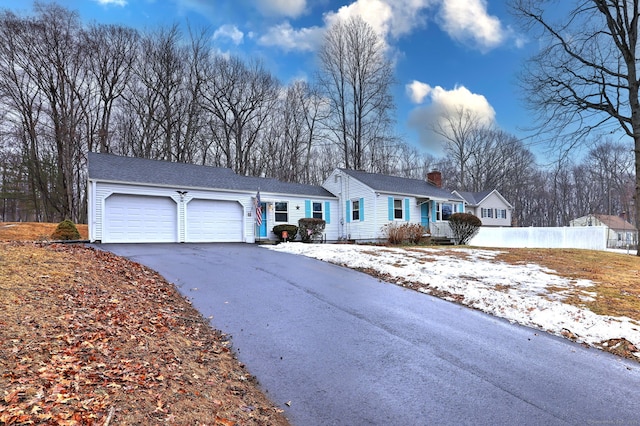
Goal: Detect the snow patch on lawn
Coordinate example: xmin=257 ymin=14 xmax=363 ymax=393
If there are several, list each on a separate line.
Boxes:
xmin=266 ymin=243 xmax=640 ymax=353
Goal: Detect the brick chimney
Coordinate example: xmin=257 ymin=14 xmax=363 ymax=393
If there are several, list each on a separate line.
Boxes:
xmin=427 ymin=171 xmax=442 ymax=188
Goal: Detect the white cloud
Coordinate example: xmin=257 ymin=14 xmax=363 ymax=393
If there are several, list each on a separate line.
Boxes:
xmin=324 ymin=0 xmax=434 ymax=40
xmin=258 ymin=22 xmax=325 ymax=52
xmin=437 ymin=0 xmax=506 ymax=51
xmin=256 ymin=0 xmax=307 ymax=18
xmin=213 ymin=24 xmax=244 ymax=45
xmin=406 ymin=80 xmax=432 ymax=104
xmin=406 ymin=82 xmax=496 ymax=156
xmin=94 ymin=0 xmax=127 ymax=6
xmin=257 ymin=0 xmax=513 ymax=56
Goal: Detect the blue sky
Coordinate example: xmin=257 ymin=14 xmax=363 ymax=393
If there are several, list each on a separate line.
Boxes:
xmin=1 ymin=0 xmax=537 ymax=158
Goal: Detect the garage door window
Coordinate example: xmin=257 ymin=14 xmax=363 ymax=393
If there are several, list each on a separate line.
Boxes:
xmin=275 ymin=202 xmax=288 ymax=222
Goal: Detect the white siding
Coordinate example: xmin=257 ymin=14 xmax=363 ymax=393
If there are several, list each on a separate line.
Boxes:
xmin=259 ymin=193 xmax=339 ymax=241
xmin=323 ymin=170 xmax=379 ymax=240
xmin=91 ymin=181 xmax=256 ymax=243
xmin=90 ymin=175 xmax=342 ymax=243
xmin=323 ymin=169 xmax=444 ymax=241
xmin=477 ymin=192 xmax=512 ymax=227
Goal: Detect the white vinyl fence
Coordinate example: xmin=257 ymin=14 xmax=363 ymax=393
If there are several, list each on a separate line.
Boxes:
xmin=469 ymin=226 xmax=608 ymax=250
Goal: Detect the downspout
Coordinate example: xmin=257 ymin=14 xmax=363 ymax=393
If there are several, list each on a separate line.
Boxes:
xmin=89 ymin=180 xmax=96 ymax=242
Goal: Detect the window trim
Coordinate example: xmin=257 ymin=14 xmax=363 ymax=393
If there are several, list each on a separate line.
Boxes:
xmin=352 ymin=199 xmax=360 ymax=221
xmin=437 ymin=202 xmax=454 ymax=221
xmin=274 ymin=201 xmax=288 ymax=222
xmin=312 ymin=201 xmax=323 ymax=219
xmin=393 ymin=198 xmax=403 ymax=220
xmin=481 ymin=208 xmax=493 ymax=219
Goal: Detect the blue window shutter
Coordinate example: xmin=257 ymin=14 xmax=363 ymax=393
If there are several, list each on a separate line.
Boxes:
xmin=405 ymin=198 xmax=410 ymax=221
xmin=459 ymin=203 xmax=464 ymax=213
xmin=325 ymin=201 xmax=331 ymax=224
xmin=346 ymin=200 xmax=351 ymax=223
xmin=431 ymin=201 xmax=437 ymax=222
xmin=388 ymin=197 xmax=393 ymax=221
xmin=305 ymin=200 xmax=311 ymax=217
xmin=360 ymin=197 xmax=365 ymax=221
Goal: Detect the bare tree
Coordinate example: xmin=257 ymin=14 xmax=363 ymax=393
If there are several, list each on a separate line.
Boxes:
xmin=432 ymin=106 xmax=488 ymax=190
xmin=82 ymin=23 xmax=138 ymax=153
xmin=0 ymin=3 xmax=90 ymax=222
xmin=201 ymin=55 xmax=280 ymax=175
xmin=260 ymin=81 xmax=329 ymax=182
xmin=511 ymin=0 xmax=640 ymax=254
xmin=585 ymin=139 xmax=635 ymax=218
xmin=317 ymin=16 xmax=396 ymax=171
xmin=116 ymin=25 xmax=208 ymax=163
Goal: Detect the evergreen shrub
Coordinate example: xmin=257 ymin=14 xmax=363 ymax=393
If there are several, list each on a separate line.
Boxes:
xmin=51 ymin=219 xmax=81 ymax=241
xmin=273 ymin=224 xmax=298 ymax=242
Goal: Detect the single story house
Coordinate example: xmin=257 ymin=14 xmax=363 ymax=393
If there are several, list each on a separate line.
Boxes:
xmin=570 ymin=214 xmax=638 ymax=248
xmin=89 ymin=153 xmax=510 ymax=244
xmin=87 ymin=152 xmax=337 ymax=243
xmin=453 ymin=189 xmax=513 ymax=227
xmin=322 ymin=169 xmax=465 ymax=241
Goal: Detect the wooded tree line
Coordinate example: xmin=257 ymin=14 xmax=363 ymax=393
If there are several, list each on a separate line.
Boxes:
xmin=0 ymin=2 xmax=636 ymax=230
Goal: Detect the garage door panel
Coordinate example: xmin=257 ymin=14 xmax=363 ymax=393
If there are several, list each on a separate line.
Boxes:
xmin=187 ymin=199 xmax=243 ymax=242
xmin=105 ymin=194 xmax=177 ymax=243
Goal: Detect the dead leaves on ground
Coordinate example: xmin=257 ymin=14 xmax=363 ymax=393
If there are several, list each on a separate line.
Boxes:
xmin=0 ymin=242 xmax=288 ymax=425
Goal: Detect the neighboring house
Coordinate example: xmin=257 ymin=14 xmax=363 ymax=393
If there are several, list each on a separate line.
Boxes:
xmin=322 ymin=169 xmax=465 ymax=241
xmin=453 ymin=189 xmax=513 ymax=227
xmin=87 ymin=153 xmax=338 ymax=243
xmin=570 ymin=214 xmax=638 ymax=248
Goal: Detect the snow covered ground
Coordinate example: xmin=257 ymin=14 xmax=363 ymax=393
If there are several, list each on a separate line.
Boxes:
xmin=266 ymin=243 xmax=640 ymax=357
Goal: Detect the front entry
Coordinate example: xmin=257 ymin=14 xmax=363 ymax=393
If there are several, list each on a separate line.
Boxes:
xmin=421 ymin=203 xmax=429 ymax=228
xmin=257 ymin=202 xmax=267 ymax=238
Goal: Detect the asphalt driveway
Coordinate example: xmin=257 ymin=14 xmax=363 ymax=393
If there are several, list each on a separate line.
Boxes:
xmin=100 ymin=243 xmax=640 ymax=425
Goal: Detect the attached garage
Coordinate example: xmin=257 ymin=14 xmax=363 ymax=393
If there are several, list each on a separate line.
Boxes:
xmin=104 ymin=194 xmax=177 ymax=243
xmin=88 ymin=153 xmax=339 ymax=244
xmin=186 ymin=199 xmax=243 ymax=242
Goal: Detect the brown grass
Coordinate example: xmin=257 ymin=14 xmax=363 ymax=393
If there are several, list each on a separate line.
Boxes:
xmin=0 ymin=224 xmax=289 ymax=425
xmin=0 ymin=222 xmax=88 ymax=242
xmin=493 ymin=248 xmax=640 ymax=321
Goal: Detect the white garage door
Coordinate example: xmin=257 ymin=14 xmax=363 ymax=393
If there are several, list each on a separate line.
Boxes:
xmin=104 ymin=194 xmax=177 ymax=243
xmin=186 ymin=199 xmax=243 ymax=242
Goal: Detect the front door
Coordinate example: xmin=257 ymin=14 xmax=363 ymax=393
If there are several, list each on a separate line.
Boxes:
xmin=421 ymin=203 xmax=429 ymax=228
xmin=258 ymin=202 xmax=267 ymax=238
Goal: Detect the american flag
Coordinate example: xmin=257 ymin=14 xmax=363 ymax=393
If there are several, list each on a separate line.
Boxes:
xmin=255 ymin=190 xmax=262 ymax=226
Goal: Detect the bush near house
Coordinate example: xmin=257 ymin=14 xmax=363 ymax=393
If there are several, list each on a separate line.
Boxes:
xmin=448 ymin=213 xmax=482 ymax=245
xmin=273 ymin=224 xmax=298 ymax=241
xmin=51 ymin=219 xmax=81 ymax=241
xmin=382 ymin=222 xmax=427 ymax=245
xmin=298 ymin=218 xmax=326 ymax=243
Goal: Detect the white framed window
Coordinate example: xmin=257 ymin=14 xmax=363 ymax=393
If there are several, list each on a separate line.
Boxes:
xmin=497 ymin=209 xmax=507 ymax=219
xmin=393 ymin=199 xmax=403 ymax=219
xmin=275 ymin=202 xmax=288 ymax=222
xmin=481 ymin=208 xmax=493 ymax=218
xmin=312 ymin=202 xmax=323 ymax=219
xmin=352 ymin=199 xmax=360 ymax=221
xmin=437 ymin=202 xmax=454 ymax=221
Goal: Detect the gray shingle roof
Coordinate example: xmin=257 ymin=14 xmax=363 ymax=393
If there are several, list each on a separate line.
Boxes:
xmin=339 ymin=169 xmax=463 ymax=201
xmin=88 ymin=152 xmax=336 ymax=198
xmin=455 ymin=190 xmax=493 ymax=206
